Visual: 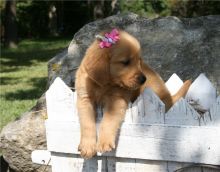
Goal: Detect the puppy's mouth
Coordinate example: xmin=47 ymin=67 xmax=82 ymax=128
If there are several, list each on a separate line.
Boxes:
xmin=118 ymin=81 xmax=142 ymax=91
xmin=123 ymin=74 xmax=147 ymax=90
xmin=112 ymin=74 xmax=146 ymax=90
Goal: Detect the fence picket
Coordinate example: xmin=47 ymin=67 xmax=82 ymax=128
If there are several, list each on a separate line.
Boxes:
xmin=107 ymin=157 xmax=136 ymax=172
xmin=131 ymin=99 xmax=138 ymax=123
xmin=186 ymin=73 xmax=217 ymax=113
xmin=46 ymin=77 xmax=77 ymax=122
xmin=165 ymin=98 xmax=200 ymax=125
xmin=32 ymin=75 xmax=220 ymax=172
xmin=51 ymin=153 xmax=107 ymax=172
xmin=202 ymin=96 xmax=220 ymax=126
xmin=124 ymin=103 xmax=133 ymax=123
xmin=142 ymin=88 xmax=165 ymax=124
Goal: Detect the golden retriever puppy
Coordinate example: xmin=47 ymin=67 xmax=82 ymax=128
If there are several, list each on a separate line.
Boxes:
xmin=75 ymin=29 xmax=191 ymax=159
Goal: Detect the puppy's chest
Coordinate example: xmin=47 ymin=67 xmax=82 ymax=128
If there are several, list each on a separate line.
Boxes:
xmin=92 ymin=87 xmax=111 ymax=104
xmin=92 ymin=86 xmax=135 ymax=106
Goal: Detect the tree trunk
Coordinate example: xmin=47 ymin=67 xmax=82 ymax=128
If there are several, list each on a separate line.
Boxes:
xmin=5 ymin=0 xmax=17 ymax=48
xmin=93 ymin=1 xmax=104 ymax=20
xmin=111 ymin=0 xmax=120 ymax=15
xmin=48 ymin=4 xmax=58 ymax=36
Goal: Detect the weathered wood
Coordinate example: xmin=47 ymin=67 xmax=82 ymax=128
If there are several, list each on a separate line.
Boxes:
xmin=165 ymin=98 xmax=200 ymax=125
xmin=129 ymin=88 xmax=165 ymax=124
xmin=33 ymin=76 xmax=220 ymax=172
xmin=168 ymin=163 xmax=220 ymax=172
xmin=51 ymin=154 xmax=87 ymax=172
xmin=142 ymin=89 xmax=165 ymax=124
xmin=186 ymin=73 xmax=217 ymax=112
xmin=107 ymin=157 xmax=136 ymax=172
xmin=135 ymin=159 xmax=167 ymax=172
xmin=73 ymin=91 xmax=78 ymax=119
xmin=209 ymin=96 xmax=220 ymax=125
xmin=202 ymin=96 xmax=220 ymax=126
xmin=45 ymin=120 xmax=220 ymax=165
xmin=50 ymin=153 xmax=106 ymax=172
xmin=203 ymin=167 xmax=220 ymax=172
xmin=33 ymin=151 xmax=220 ymax=172
xmin=46 ymin=77 xmax=78 ymax=122
xmin=124 ymin=103 xmax=133 ymax=123
xmin=167 ymin=162 xmax=187 ymax=172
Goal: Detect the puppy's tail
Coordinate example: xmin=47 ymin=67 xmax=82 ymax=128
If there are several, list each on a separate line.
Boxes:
xmin=162 ymin=80 xmax=192 ymax=111
xmin=166 ymin=80 xmax=192 ymax=110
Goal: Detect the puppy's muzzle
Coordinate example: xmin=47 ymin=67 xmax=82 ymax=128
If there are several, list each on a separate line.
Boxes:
xmin=138 ymin=74 xmax=146 ymax=85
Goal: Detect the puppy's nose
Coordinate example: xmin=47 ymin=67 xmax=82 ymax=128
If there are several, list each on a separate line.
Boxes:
xmin=138 ymin=74 xmax=146 ymax=84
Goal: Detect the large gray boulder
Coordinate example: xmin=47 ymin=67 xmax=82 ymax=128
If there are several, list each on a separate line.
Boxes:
xmin=0 ymin=96 xmax=50 ymax=172
xmin=49 ymin=13 xmax=220 ymax=92
xmin=0 ymin=13 xmax=220 ymax=172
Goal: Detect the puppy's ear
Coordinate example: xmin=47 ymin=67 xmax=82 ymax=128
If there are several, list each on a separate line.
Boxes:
xmin=83 ymin=43 xmax=110 ymax=87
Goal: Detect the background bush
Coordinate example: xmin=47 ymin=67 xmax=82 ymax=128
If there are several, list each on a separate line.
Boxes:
xmin=1 ymin=0 xmax=220 ymax=40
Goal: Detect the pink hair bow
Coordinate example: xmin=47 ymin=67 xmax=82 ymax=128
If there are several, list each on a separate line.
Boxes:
xmin=96 ymin=29 xmax=120 ymax=48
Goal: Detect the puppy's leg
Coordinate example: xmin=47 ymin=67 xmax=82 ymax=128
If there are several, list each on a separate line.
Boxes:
xmin=77 ymin=96 xmax=97 ymax=159
xmin=97 ymin=97 xmax=128 ymax=153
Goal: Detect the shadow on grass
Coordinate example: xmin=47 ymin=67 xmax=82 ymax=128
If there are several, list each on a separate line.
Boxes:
xmin=0 ymin=77 xmax=21 ymax=85
xmin=1 ymin=37 xmax=71 ymax=73
xmin=3 ymin=77 xmax=47 ymax=100
xmin=0 ymin=68 xmax=22 ymax=73
xmin=1 ymin=48 xmax=64 ymax=70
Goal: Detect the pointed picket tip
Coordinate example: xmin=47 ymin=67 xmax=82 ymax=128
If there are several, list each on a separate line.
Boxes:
xmin=142 ymin=88 xmax=165 ymax=124
xmin=186 ymin=73 xmax=217 ymax=113
xmin=130 ymin=88 xmax=165 ymax=124
xmin=46 ymin=77 xmax=78 ymax=122
xmin=202 ymin=96 xmax=220 ymax=126
xmin=165 ymin=98 xmax=200 ymax=126
xmin=143 ymin=88 xmax=165 ymax=106
xmin=165 ymin=73 xmax=183 ymax=96
xmin=47 ymin=77 xmax=71 ymax=94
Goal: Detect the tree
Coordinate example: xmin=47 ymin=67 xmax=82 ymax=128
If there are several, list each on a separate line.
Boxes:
xmin=5 ymin=0 xmax=17 ymax=48
xmin=48 ymin=3 xmax=58 ymax=36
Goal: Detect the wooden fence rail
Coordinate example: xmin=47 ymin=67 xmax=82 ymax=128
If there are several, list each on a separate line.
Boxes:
xmin=32 ymin=73 xmax=220 ymax=172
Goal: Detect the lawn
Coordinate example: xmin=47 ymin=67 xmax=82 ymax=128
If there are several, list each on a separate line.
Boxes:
xmin=0 ymin=37 xmax=71 ymax=131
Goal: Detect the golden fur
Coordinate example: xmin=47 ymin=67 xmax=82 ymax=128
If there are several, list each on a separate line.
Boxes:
xmin=75 ymin=30 xmax=191 ymax=159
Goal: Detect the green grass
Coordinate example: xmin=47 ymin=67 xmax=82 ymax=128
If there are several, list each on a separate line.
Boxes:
xmin=0 ymin=37 xmax=71 ymax=131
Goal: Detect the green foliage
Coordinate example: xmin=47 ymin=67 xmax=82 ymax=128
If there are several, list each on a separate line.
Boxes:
xmin=0 ymin=0 xmax=5 ymax=10
xmin=1 ymin=0 xmax=219 ymax=39
xmin=120 ymin=0 xmax=220 ymax=18
xmin=0 ymin=37 xmax=71 ymax=130
xmin=16 ymin=0 xmax=50 ymax=37
xmin=169 ymin=0 xmax=220 ymax=17
xmin=57 ymin=1 xmax=90 ymax=35
xmin=120 ymin=0 xmax=171 ymax=18
xmin=5 ymin=1 xmax=92 ymax=38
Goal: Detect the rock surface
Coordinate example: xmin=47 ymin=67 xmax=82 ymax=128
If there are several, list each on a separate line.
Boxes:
xmin=0 ymin=96 xmax=50 ymax=172
xmin=0 ymin=13 xmax=220 ymax=172
xmin=49 ymin=13 xmax=220 ymax=93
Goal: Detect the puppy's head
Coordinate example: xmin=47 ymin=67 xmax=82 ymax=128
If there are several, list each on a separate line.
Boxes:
xmin=83 ymin=30 xmax=146 ymax=90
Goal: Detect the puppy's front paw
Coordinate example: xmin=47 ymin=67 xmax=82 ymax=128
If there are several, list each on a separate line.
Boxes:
xmin=97 ymin=133 xmax=116 ymax=153
xmin=78 ymin=138 xmax=96 ymax=159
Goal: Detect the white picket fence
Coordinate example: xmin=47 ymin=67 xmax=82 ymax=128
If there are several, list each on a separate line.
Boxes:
xmin=32 ymin=73 xmax=220 ymax=172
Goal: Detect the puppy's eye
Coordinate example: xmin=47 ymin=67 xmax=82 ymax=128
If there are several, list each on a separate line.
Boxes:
xmin=121 ymin=59 xmax=130 ymax=66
